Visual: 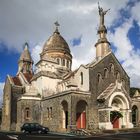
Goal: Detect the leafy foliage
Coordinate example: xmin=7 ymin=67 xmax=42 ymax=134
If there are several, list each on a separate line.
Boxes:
xmin=130 ymin=87 xmax=140 ymax=97
xmin=110 ymin=111 xmax=123 ymax=123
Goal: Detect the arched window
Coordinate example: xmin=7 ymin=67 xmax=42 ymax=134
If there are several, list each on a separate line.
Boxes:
xmin=50 ymin=107 xmax=52 ymax=118
xmin=47 ymin=107 xmax=49 ymax=118
xmin=26 ymin=64 xmax=30 ymax=72
xmin=122 ymin=79 xmax=125 ymax=86
xmin=132 ymin=105 xmax=138 ymax=127
xmin=57 ymin=58 xmax=60 ymax=64
xmin=97 ymin=73 xmax=102 ymax=84
xmin=25 ymin=107 xmax=30 ymax=120
xmin=116 ymin=71 xmax=120 ymax=81
xmin=104 ymin=68 xmax=108 ymax=78
xmin=66 ymin=60 xmax=69 ymax=68
xmin=110 ymin=63 xmax=114 ymax=75
xmin=80 ymin=72 xmax=83 ymax=85
xmin=62 ymin=59 xmax=65 ymax=66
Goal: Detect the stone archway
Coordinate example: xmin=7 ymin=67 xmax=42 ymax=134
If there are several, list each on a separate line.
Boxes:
xmin=61 ymin=100 xmax=68 ymax=129
xmin=76 ymin=100 xmax=87 ymax=129
xmin=110 ymin=97 xmax=124 ymax=128
xmin=109 ymin=92 xmax=130 ymax=129
xmin=132 ymin=105 xmax=138 ymax=127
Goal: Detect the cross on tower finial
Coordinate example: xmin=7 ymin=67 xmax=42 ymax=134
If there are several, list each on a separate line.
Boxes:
xmin=54 ymin=21 xmax=60 ymax=33
xmin=23 ymin=42 xmax=29 ymax=50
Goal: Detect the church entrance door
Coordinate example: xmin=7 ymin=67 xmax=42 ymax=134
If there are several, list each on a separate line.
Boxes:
xmin=108 ymin=92 xmax=131 ymax=129
xmin=76 ymin=112 xmax=86 ymax=129
xmin=113 ymin=117 xmax=119 ymax=128
xmin=132 ymin=105 xmax=138 ymax=127
xmin=110 ymin=111 xmax=122 ymax=129
xmin=76 ymin=100 xmax=87 ymax=129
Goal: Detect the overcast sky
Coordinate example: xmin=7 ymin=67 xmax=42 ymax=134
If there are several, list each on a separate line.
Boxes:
xmin=0 ymin=0 xmax=140 ymax=105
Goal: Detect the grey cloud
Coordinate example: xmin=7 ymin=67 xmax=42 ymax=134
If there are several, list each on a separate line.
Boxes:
xmin=0 ymin=0 xmax=128 ymax=52
xmin=0 ymin=0 xmax=130 ymax=76
xmin=0 ymin=82 xmax=4 ymax=107
xmin=1 ymin=0 xmax=140 ymax=104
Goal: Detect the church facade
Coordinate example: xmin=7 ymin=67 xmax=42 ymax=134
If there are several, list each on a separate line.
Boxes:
xmin=1 ymin=7 xmax=136 ymax=132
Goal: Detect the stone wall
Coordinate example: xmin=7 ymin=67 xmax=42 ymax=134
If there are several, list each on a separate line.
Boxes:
xmin=1 ymin=76 xmax=24 ymax=131
xmin=11 ymin=86 xmax=23 ymax=131
xmin=16 ymin=98 xmax=41 ymax=131
xmin=73 ymin=66 xmax=89 ymax=91
xmin=42 ymin=91 xmax=90 ymax=132
xmin=1 ymin=78 xmax=12 ymax=131
xmin=99 ymin=110 xmax=110 ymax=122
xmin=32 ymin=75 xmax=61 ymax=97
xmin=89 ymin=53 xmax=130 ymax=99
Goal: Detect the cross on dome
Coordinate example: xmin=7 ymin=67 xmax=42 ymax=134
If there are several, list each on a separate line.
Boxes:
xmin=54 ymin=21 xmax=60 ymax=27
xmin=54 ymin=21 xmax=60 ymax=33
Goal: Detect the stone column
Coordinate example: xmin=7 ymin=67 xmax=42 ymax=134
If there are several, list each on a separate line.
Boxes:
xmin=67 ymin=95 xmax=76 ymax=131
xmin=16 ymin=101 xmax=22 ymax=131
xmin=128 ymin=109 xmax=133 ymax=128
xmin=98 ymin=110 xmax=112 ymax=129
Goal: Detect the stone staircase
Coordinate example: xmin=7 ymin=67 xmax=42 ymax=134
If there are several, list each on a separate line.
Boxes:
xmin=70 ymin=129 xmax=91 ymax=136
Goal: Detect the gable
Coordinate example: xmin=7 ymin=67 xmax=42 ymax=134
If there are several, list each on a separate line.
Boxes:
xmin=90 ymin=52 xmax=129 ymax=79
xmin=18 ymin=72 xmax=33 ymax=85
xmin=23 ymin=73 xmax=33 ymax=83
xmin=3 ymin=76 xmax=12 ymax=98
xmin=89 ymin=52 xmax=130 ymax=97
xmin=109 ymin=53 xmax=129 ymax=79
xmin=12 ymin=77 xmax=22 ymax=86
xmin=130 ymin=87 xmax=140 ymax=97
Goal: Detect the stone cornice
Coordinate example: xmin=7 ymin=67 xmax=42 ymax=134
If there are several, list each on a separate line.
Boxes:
xmin=31 ymin=71 xmax=62 ymax=81
xmin=42 ymin=90 xmax=91 ymax=101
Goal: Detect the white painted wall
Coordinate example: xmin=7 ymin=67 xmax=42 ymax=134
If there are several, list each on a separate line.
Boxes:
xmin=57 ymin=65 xmax=89 ymax=92
xmin=36 ymin=60 xmax=58 ymax=73
xmin=74 ymin=65 xmax=89 ymax=91
xmin=32 ymin=76 xmax=61 ymax=97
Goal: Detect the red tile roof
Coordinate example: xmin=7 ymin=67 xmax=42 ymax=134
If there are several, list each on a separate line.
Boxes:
xmin=12 ymin=77 xmax=22 ymax=86
xmin=23 ymin=73 xmax=33 ymax=83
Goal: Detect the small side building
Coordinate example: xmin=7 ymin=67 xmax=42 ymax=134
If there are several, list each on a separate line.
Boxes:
xmin=131 ymin=88 xmax=140 ymax=127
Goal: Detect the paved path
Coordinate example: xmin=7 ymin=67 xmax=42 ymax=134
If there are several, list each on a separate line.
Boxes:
xmin=1 ymin=131 xmax=140 ymax=140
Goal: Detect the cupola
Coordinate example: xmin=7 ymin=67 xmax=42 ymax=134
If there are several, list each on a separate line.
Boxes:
xmin=17 ymin=42 xmax=33 ymax=74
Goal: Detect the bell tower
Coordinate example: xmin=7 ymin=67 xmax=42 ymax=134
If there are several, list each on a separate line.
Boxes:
xmin=17 ymin=42 xmax=33 ymax=74
xmin=95 ymin=3 xmax=111 ymax=60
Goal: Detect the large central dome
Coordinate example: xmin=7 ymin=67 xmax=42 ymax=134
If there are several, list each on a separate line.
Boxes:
xmin=42 ymin=30 xmax=71 ymax=56
xmin=40 ymin=23 xmax=72 ymax=70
